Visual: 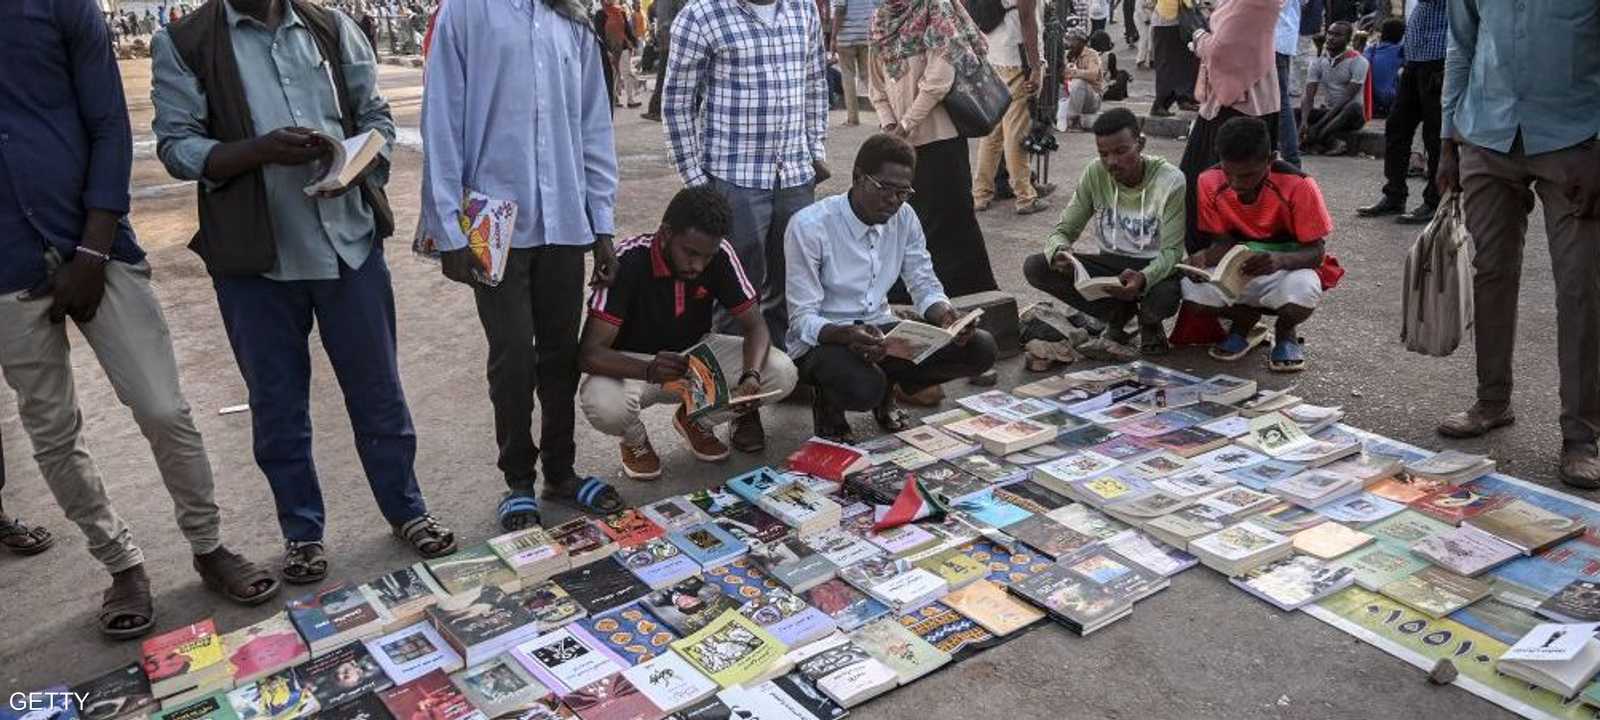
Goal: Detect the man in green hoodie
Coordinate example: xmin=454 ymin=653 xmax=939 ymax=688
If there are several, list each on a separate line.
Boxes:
xmin=1023 ymin=109 xmax=1186 ymax=359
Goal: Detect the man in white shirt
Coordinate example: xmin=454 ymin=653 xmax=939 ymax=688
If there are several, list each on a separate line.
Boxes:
xmin=786 ymin=135 xmax=998 ymax=442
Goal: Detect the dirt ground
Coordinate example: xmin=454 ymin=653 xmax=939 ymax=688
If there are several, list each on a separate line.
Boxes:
xmin=0 ymin=59 xmax=1574 ymax=719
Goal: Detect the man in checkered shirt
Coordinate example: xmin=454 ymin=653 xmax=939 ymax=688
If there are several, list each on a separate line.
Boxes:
xmin=662 ymin=0 xmax=832 ymax=350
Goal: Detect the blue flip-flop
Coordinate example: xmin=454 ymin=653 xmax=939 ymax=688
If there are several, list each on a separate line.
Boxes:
xmin=497 ymin=494 xmax=541 ymax=532
xmin=1209 ymin=332 xmax=1252 ymax=361
xmin=545 ymin=476 xmax=626 ymax=516
xmin=1269 ymin=338 xmax=1306 ymax=373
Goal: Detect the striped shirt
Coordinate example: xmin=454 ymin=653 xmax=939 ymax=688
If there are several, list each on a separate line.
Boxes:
xmin=664 ymin=0 xmax=830 ymax=190
xmin=830 ymin=0 xmax=878 ymax=47
xmin=1403 ymin=0 xmax=1446 ymax=63
xmin=588 ymin=233 xmax=758 ymax=353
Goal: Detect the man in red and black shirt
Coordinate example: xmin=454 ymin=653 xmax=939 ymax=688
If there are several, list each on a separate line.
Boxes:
xmin=579 ymin=187 xmax=798 ymax=480
xmin=1182 ymin=117 xmax=1343 ymax=373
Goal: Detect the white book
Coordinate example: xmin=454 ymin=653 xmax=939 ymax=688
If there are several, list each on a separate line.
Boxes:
xmin=363 ymin=622 xmax=464 ymax=686
xmin=639 ymin=497 xmax=713 ymax=534
xmin=1106 ymin=530 xmax=1198 ymax=576
xmin=870 ymin=568 xmax=949 ymax=612
xmin=1061 ymin=253 xmax=1131 ymax=301
xmin=1191 ymin=445 xmax=1270 ymax=473
xmin=1230 ymin=554 xmax=1356 ymax=611
xmin=1411 ymin=524 xmax=1522 ymax=576
xmin=1498 ymin=624 xmax=1600 ymax=698
xmin=882 ymin=310 xmax=984 ymax=364
xmin=818 ymin=659 xmax=899 ymax=708
xmin=1151 ymin=469 xmax=1237 ymax=499
xmin=622 ymin=650 xmax=719 ymax=713
xmin=1269 ymin=470 xmax=1362 ymax=508
xmin=303 ymin=129 xmax=386 ymax=195
xmin=1174 ymin=244 xmax=1259 ymax=300
xmin=804 ymin=528 xmax=885 ymax=568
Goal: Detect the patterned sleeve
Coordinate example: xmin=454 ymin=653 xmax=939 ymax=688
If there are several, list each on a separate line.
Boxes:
xmin=711 ymin=242 xmax=760 ymax=316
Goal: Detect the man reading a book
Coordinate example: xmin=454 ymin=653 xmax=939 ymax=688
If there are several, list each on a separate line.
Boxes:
xmin=785 ymin=134 xmax=998 ymax=442
xmin=1023 ymin=108 xmax=1186 ymax=359
xmin=1181 ymin=116 xmax=1343 ymax=372
xmin=578 ymin=187 xmax=798 ymax=480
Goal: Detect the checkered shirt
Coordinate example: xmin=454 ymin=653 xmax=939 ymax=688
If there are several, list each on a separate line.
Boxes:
xmin=1404 ymin=0 xmax=1447 ymax=63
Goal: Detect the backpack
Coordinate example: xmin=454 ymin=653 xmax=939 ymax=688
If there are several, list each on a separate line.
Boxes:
xmin=965 ymin=0 xmax=1014 ymax=34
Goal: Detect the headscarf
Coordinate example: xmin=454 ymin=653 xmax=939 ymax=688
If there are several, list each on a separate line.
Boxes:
xmin=1193 ymin=0 xmax=1280 ymax=109
xmin=870 ymin=0 xmax=988 ymax=82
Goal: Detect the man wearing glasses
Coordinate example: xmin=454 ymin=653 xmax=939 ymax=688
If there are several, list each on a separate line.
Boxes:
xmin=784 ymin=135 xmax=998 ymax=442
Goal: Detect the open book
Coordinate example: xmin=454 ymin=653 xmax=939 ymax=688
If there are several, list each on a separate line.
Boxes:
xmin=1175 ymin=245 xmax=1260 ymax=299
xmin=303 ymin=129 xmax=386 ymax=196
xmin=664 ymin=342 xmax=782 ymax=420
xmin=883 ymin=309 xmax=984 ymax=364
xmin=1063 ymin=254 xmax=1127 ymax=301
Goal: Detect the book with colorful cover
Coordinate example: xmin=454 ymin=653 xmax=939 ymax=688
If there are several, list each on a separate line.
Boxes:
xmin=992 ymin=480 xmax=1074 ymax=514
xmin=359 ymin=567 xmax=450 ymax=632
xmin=512 ymin=626 xmax=629 ymax=696
xmin=615 ymin=537 xmax=701 ymax=591
xmin=590 ymin=511 xmax=664 ymax=550
xmin=1366 ymin=510 xmax=1456 ymax=546
xmin=909 ymin=464 xmax=990 ymax=504
xmin=549 ymin=519 xmax=620 ymax=569
xmin=363 ymin=623 xmax=464 ymax=686
xmin=941 ymin=579 xmax=1045 ymax=636
xmin=450 ymin=656 xmax=557 ymax=720
xmin=801 ymin=579 xmax=891 ymax=632
xmin=670 ymin=611 xmax=792 ymax=689
xmin=297 ymin=642 xmax=394 ymax=709
xmin=785 ymin=440 xmax=869 ymax=482
xmin=1001 ymin=515 xmax=1097 ymax=560
xmin=1409 ymin=486 xmax=1512 ymax=525
xmin=637 ymin=498 xmax=712 ymax=535
xmin=642 ymin=576 xmax=741 ymax=637
xmin=709 ymin=502 xmax=791 ymax=548
xmin=1291 ymin=522 xmax=1374 ymax=560
xmin=487 ymin=530 xmax=569 ymax=584
xmin=911 ymin=548 xmax=989 ymax=590
xmin=157 ymin=693 xmax=237 ymax=720
xmin=424 ymin=544 xmax=519 ymax=597
xmin=508 ymin=581 xmax=588 ymax=632
xmin=412 ymin=188 xmax=515 ymax=286
xmin=1539 ymin=580 xmax=1600 ymax=623
xmin=306 ymin=693 xmax=392 ymax=720
xmin=895 ymin=603 xmax=1003 ymax=661
xmin=424 ymin=586 xmax=545 ymax=668
xmin=377 ymin=670 xmax=483 ymax=720
xmin=1379 ymin=566 xmax=1492 ymax=617
xmin=1368 ymin=474 xmax=1450 ymax=504
xmin=747 ymin=536 xmax=838 ymax=593
xmin=1465 ymin=499 xmax=1587 ymax=555
xmin=667 ymin=524 xmax=749 ymax=571
xmin=559 ymin=673 xmax=657 ymax=720
xmin=578 ymin=605 xmax=680 ymax=666
xmin=74 ymin=663 xmax=155 ymax=720
xmin=1314 ymin=492 xmax=1407 ymax=525
xmin=952 ymin=489 xmax=1033 ymax=529
xmin=226 ymin=670 xmax=319 ymax=720
xmin=141 ymin=619 xmax=229 ymax=699
xmin=224 ymin=614 xmax=311 ymax=686
xmin=1230 ymin=555 xmax=1356 ymax=611
xmin=736 ymin=586 xmax=839 ymax=649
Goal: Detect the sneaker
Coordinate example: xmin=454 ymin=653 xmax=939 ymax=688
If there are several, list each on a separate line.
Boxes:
xmin=729 ymin=412 xmax=766 ymax=453
xmin=1016 ymin=199 xmax=1052 ymax=216
xmin=620 ymin=438 xmax=662 ymax=480
xmin=673 ymin=407 xmax=731 ymax=462
xmin=1035 ymin=182 xmax=1058 ymax=199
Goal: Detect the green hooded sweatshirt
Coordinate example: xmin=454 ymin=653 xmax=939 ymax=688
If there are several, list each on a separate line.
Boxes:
xmin=1043 ymin=155 xmax=1187 ymax=286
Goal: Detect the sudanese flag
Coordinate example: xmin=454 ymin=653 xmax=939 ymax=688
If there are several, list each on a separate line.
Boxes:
xmin=873 ymin=477 xmax=949 ymax=531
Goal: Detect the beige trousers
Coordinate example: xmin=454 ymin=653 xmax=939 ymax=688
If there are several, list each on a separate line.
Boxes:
xmin=973 ymin=65 xmax=1039 ymax=208
xmin=837 ymin=44 xmax=871 ymax=125
xmin=0 ymin=260 xmax=219 ymax=573
xmin=579 ymin=334 xmax=799 ymax=445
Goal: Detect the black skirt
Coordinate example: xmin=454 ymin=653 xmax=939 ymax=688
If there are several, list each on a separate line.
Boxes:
xmin=1152 ymin=25 xmax=1198 ymax=106
xmin=890 ymin=136 xmax=999 ymax=303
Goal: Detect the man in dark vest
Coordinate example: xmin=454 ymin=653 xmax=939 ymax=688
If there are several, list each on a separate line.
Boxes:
xmin=151 ymin=0 xmax=457 ymax=584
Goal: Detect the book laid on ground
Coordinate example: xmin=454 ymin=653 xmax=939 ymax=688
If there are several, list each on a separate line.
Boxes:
xmin=848 ymin=617 xmax=952 ymax=685
xmin=74 ymin=663 xmax=155 ymax=720
xmin=1379 ymin=566 xmax=1492 ymax=617
xmin=1314 ymin=492 xmax=1407 ymax=526
xmin=1496 ymin=623 xmax=1600 ymax=699
xmin=993 ymin=480 xmax=1075 ymax=515
xmin=1106 ymin=530 xmax=1199 ymax=576
xmin=670 ymin=610 xmax=793 ymax=689
xmin=756 ymin=483 xmax=844 ymax=536
xmin=377 ymin=669 xmax=483 ymax=720
xmin=303 ymin=129 xmax=386 ymax=196
xmin=449 ymin=655 xmax=555 ymax=720
xmin=1002 ymin=514 xmax=1098 ymax=560
xmin=894 ymin=425 xmax=978 ymax=461
xmin=296 ymin=642 xmax=394 ymax=710
xmin=734 ymin=585 xmax=838 ymax=650
xmin=638 ymin=497 xmax=713 ymax=534
xmin=1241 ymin=412 xmax=1316 ymax=459
xmin=882 ymin=309 xmax=984 ymax=364
xmin=725 ymin=466 xmax=788 ymax=504
xmin=1200 ymin=486 xmax=1282 ymax=522
xmin=1411 ymin=524 xmax=1522 ymax=576
xmin=143 ymin=619 xmax=231 ymax=703
xmin=1192 ymin=445 xmax=1271 ymax=473
xmin=785 ymin=439 xmax=870 ymax=482
xmin=941 ymin=579 xmax=1046 ymax=636
xmin=1174 ymin=245 xmax=1258 ymax=299
xmin=224 ymin=613 xmax=312 ymax=686
xmin=1225 ymin=459 xmax=1307 ymax=491
xmin=1104 ymin=490 xmax=1195 ymax=526
xmin=549 ymin=519 xmax=621 ymax=569
xmin=226 ymin=670 xmax=319 ymax=720
xmin=511 ymin=626 xmax=629 ymax=696
xmin=1006 ymin=563 xmax=1131 ymax=636
xmin=1332 ymin=542 xmax=1432 ymax=591
xmin=363 ymin=623 xmax=464 ymax=686
xmin=801 ymin=528 xmax=884 ymax=569
xmin=1119 ymin=452 xmax=1195 ymax=482
xmin=157 ymin=693 xmax=238 ymax=720
xmin=560 ymin=672 xmax=659 ymax=720
xmin=596 ymin=510 xmax=667 ymax=550
xmin=1229 ymin=554 xmax=1356 ymax=611
xmin=911 ymin=547 xmax=989 ymax=591
xmin=974 ymin=418 xmax=1057 ymax=456
xmin=1464 ymin=498 xmax=1588 ymax=555
xmin=1047 ymin=503 xmax=1131 ymax=540
xmin=667 ymin=523 xmax=750 ymax=570
xmin=748 ymin=536 xmax=838 ymax=593
xmin=1190 ymin=522 xmax=1294 ymax=576
xmin=1144 ymin=501 xmax=1234 ymax=551
xmin=615 ymin=536 xmax=702 ymax=590
xmin=664 ymin=341 xmax=781 ymax=421
xmin=620 ymin=650 xmax=718 ymax=714
xmin=1063 ymin=474 xmax=1148 ymax=510
xmin=304 ymin=693 xmax=390 ymax=720
xmin=801 ymin=578 xmax=892 ymax=633
xmin=1291 ymin=522 xmax=1373 ymax=560
xmin=423 ymin=544 xmax=521 ymax=598
xmin=1269 ymin=470 xmax=1364 ymax=508
xmin=1404 ymin=450 xmax=1497 ymax=485
xmin=1242 ymin=503 xmax=1326 ymax=536
xmin=425 ymin=585 xmax=546 ymax=668
xmin=508 ymin=580 xmax=588 ymax=631
xmin=1236 ymin=387 xmax=1303 ymax=418
xmin=1147 ymin=427 xmax=1233 ymax=459
xmin=578 ymin=606 xmax=680 ymax=666
xmin=1196 ymin=374 xmax=1257 ymax=404
xmin=1410 ymin=486 xmax=1511 ymax=526
xmin=359 ymin=567 xmax=450 ymax=633
xmin=839 ymin=558 xmax=949 ymax=613
xmin=710 ymin=502 xmax=792 ymax=547
xmin=784 ymin=635 xmax=899 ymax=709
xmin=488 ymin=529 xmax=571 ymax=586
xmin=643 ymin=576 xmax=741 ymax=637
xmin=286 ymin=582 xmax=387 ymax=657
xmin=550 ymin=559 xmax=652 ymax=617
xmin=1542 ymin=581 xmax=1600 ymax=623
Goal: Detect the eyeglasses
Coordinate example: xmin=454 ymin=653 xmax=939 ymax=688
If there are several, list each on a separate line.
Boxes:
xmin=864 ymin=174 xmax=916 ymax=200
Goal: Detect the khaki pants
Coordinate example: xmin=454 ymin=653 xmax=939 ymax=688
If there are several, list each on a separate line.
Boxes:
xmin=579 ymin=334 xmax=799 ymax=445
xmin=973 ymin=65 xmax=1038 ymax=208
xmin=1461 ymin=140 xmax=1600 ymax=444
xmin=837 ymin=44 xmax=870 ymax=125
xmin=0 ymin=261 xmax=219 ymax=573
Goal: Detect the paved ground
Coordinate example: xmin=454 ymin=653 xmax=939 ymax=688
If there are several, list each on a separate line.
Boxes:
xmin=0 ymin=60 xmax=1572 ymax=719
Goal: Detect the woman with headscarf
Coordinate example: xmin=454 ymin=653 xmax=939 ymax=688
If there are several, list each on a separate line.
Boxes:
xmin=1177 ymin=0 xmax=1283 ymax=250
xmin=867 ymin=0 xmax=999 ymax=301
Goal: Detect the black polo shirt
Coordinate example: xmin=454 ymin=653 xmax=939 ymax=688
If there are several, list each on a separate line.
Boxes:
xmin=587 ymin=233 xmax=758 ymax=353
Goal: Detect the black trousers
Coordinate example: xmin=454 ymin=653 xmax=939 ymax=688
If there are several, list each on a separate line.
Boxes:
xmin=1152 ymin=26 xmax=1198 ymax=111
xmin=472 ymin=246 xmax=587 ymax=494
xmin=1022 ymin=253 xmax=1182 ymax=329
xmin=647 ymin=46 xmax=668 ymax=116
xmin=1121 ymin=0 xmax=1138 ymax=43
xmin=799 ymin=328 xmax=999 ymax=412
xmin=1381 ymin=59 xmax=1444 ymax=209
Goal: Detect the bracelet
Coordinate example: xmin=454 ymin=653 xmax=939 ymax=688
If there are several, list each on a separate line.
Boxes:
xmin=75 ymin=247 xmax=111 ymax=264
xmin=738 ymin=369 xmax=762 ymax=385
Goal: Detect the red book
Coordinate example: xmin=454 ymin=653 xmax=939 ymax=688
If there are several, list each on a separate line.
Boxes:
xmin=1409 ymin=486 xmax=1511 ymax=526
xmin=786 ymin=439 xmax=867 ymax=482
xmin=223 ymin=614 xmax=311 ymax=685
xmin=597 ymin=510 xmax=666 ymax=549
xmin=140 ymin=619 xmax=227 ymax=698
xmin=378 ymin=670 xmax=481 ymax=720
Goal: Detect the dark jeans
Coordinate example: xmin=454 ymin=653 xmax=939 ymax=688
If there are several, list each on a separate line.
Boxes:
xmin=707 ymin=176 xmax=816 ymax=349
xmin=213 ymin=246 xmax=425 ymax=542
xmin=472 ymin=245 xmax=587 ymax=495
xmin=647 ymin=46 xmax=667 ymax=116
xmin=1381 ymin=59 xmax=1443 ymax=209
xmin=1023 ymin=253 xmax=1181 ymax=330
xmin=799 ymin=329 xmax=999 ymax=412
xmin=1276 ymin=52 xmax=1300 ymax=167
xmin=1121 ymin=0 xmax=1138 ymax=43
xmin=1305 ymin=102 xmax=1366 ymax=148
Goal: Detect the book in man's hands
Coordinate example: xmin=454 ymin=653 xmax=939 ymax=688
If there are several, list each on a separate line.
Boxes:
xmin=1060 ymin=253 xmax=1129 ymax=302
xmin=882 ymin=310 xmax=984 ymax=364
xmin=1175 ymin=244 xmax=1259 ymax=299
xmin=665 ymin=342 xmax=782 ymax=421
xmin=303 ymin=129 xmax=385 ymax=196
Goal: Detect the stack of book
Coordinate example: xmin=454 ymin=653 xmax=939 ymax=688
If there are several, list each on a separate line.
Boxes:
xmin=425 ymin=586 xmax=546 ymax=667
xmin=1410 ymin=524 xmax=1521 ymax=576
xmin=1404 ymin=450 xmax=1496 ymax=485
xmin=1464 ymin=499 xmax=1587 ymax=555
xmin=286 ymin=584 xmax=386 ymax=658
xmin=142 ymin=620 xmax=232 ymax=708
xmin=1229 ymin=555 xmax=1355 ymax=611
xmin=377 ymin=670 xmax=481 ymax=720
xmin=975 ymin=418 xmax=1057 ymax=456
xmin=424 ymin=544 xmax=520 ymax=597
xmin=615 ymin=536 xmax=701 ymax=589
xmin=488 ymin=528 xmax=570 ymax=586
xmin=221 ymin=614 xmax=310 ymax=687
xmin=747 ymin=536 xmax=839 ymax=593
xmin=450 ymin=657 xmax=556 ymax=720
xmin=1190 ymin=522 xmax=1294 ymax=576
xmin=668 ymin=523 xmax=750 ymax=570
xmin=786 ymin=635 xmax=900 ymax=708
xmin=620 ymin=651 xmax=719 ymax=715
xmin=357 ymin=567 xmax=448 ymax=632
xmin=840 ymin=557 xmax=950 ymax=613
xmin=756 ymin=482 xmax=844 ymax=536
xmin=1269 ymin=470 xmax=1364 ymax=508
xmin=1496 ymin=623 xmax=1600 ymax=699
xmin=363 ymin=622 xmax=464 ymax=686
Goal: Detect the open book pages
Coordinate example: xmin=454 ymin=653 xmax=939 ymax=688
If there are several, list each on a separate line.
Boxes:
xmin=664 ymin=342 xmax=780 ymax=421
xmin=303 ymin=129 xmax=385 ymax=195
xmin=1175 ymin=244 xmax=1259 ymax=299
xmin=1064 ymin=253 xmax=1127 ymax=301
xmin=883 ymin=310 xmax=985 ymax=364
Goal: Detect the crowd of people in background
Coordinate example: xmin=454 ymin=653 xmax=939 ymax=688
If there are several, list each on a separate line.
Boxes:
xmin=1 ymin=0 xmax=1597 ymax=650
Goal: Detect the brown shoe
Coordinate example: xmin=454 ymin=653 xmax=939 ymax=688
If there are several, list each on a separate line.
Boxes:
xmin=620 ymin=437 xmax=662 ymax=480
xmin=674 ymin=407 xmax=731 ymax=462
xmin=730 ymin=412 xmax=767 ymax=453
xmin=1035 ymin=182 xmax=1057 ymax=199
xmin=1561 ymin=443 xmax=1600 ymax=490
xmin=894 ymin=384 xmax=945 ymax=407
xmin=1437 ymin=403 xmax=1515 ymax=439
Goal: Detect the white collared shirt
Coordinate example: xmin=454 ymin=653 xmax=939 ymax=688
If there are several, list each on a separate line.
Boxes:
xmin=784 ymin=193 xmax=950 ymax=357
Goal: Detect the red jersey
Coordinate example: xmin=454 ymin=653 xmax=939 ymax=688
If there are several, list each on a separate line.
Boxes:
xmin=1196 ymin=162 xmax=1344 ymax=290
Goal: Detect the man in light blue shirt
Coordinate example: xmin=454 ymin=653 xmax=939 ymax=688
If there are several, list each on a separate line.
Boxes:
xmin=1434 ymin=0 xmax=1600 ymax=489
xmin=785 ymin=135 xmax=996 ymax=442
xmin=1273 ymin=0 xmax=1304 ymax=166
xmin=421 ymin=0 xmax=624 ymax=527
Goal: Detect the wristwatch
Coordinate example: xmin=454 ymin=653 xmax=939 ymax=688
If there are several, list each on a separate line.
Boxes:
xmin=738 ymin=369 xmax=762 ymax=385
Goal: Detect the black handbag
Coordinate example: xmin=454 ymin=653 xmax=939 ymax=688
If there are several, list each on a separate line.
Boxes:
xmin=944 ymin=55 xmax=1013 ymax=138
xmin=1177 ymin=3 xmax=1209 ymax=44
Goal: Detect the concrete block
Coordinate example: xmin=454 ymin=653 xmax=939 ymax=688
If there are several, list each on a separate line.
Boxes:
xmin=951 ymin=290 xmax=1021 ymax=359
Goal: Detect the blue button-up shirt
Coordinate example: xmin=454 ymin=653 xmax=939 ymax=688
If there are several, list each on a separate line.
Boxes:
xmin=420 ymin=0 xmax=617 ymax=251
xmin=1403 ymin=0 xmax=1446 ymax=63
xmin=0 ymin=0 xmax=143 ymax=294
xmin=1443 ymin=0 xmax=1600 ymax=155
xmin=150 ymin=2 xmax=394 ymax=281
xmin=783 ymin=194 xmax=950 ymax=357
xmin=1274 ymin=0 xmax=1302 ymax=58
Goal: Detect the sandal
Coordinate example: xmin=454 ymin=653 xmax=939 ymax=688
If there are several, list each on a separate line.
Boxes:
xmin=395 ymin=514 xmax=458 ymax=559
xmin=1269 ymin=338 xmax=1306 ymax=373
xmin=498 ymin=493 xmax=542 ymax=532
xmin=1208 ymin=332 xmax=1253 ymax=362
xmin=280 ymin=541 xmax=328 ymax=585
xmin=99 ymin=575 xmax=154 ymax=640
xmin=544 ymin=476 xmax=626 ymax=516
xmin=0 ymin=516 xmax=55 ymax=556
xmin=194 ymin=547 xmax=280 ymax=606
